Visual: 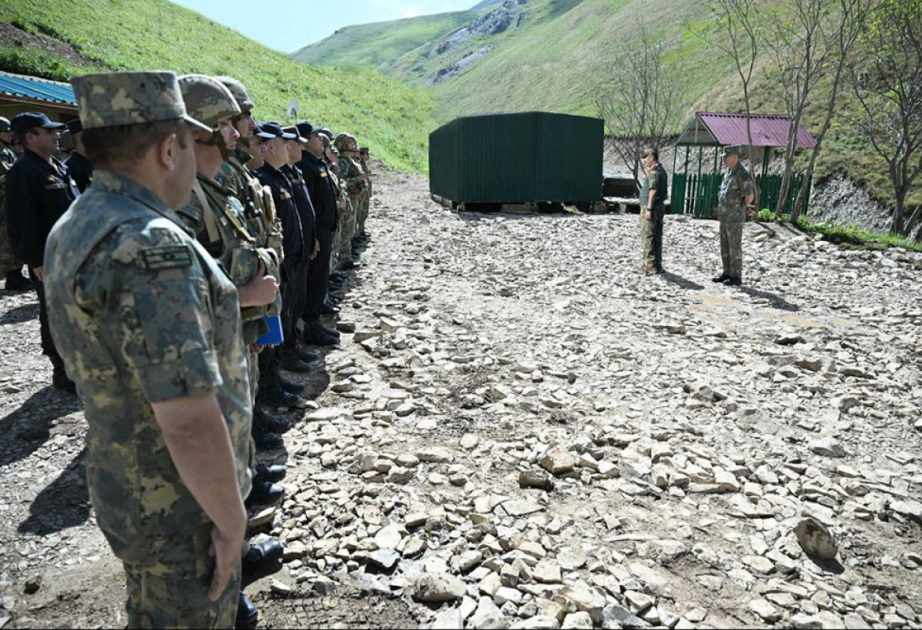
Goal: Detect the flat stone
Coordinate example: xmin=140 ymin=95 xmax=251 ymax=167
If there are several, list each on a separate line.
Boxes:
xmin=891 ymin=500 xmax=922 ymax=525
xmin=416 ymin=447 xmax=452 ymax=463
xmin=809 ymin=437 xmax=846 ymax=458
xmin=432 ymin=608 xmax=464 ymax=630
xmin=304 ymin=407 xmax=351 ymax=422
xmin=794 ymin=517 xmax=838 ymax=559
xmin=533 ymin=559 xmax=563 ymax=584
xmin=412 ymin=572 xmax=467 ymax=603
xmin=742 ymin=555 xmax=775 ymax=575
xmin=561 ymin=612 xmax=593 ymax=629
xmin=502 ymin=500 xmax=544 ymax=517
xmin=469 ymin=596 xmax=508 ymax=629
xmin=540 ymin=447 xmax=579 ymax=475
xmin=375 ymin=525 xmax=403 ymax=550
xmin=355 ymin=549 xmax=400 ymax=571
xmin=510 ymin=616 xmax=561 ymax=629
xmin=603 ymin=604 xmax=650 ymax=629
xmin=495 ymin=586 xmax=524 ymax=606
xmin=749 ymin=599 xmax=782 ymax=623
xmin=558 ymin=547 xmax=587 ymax=571
xmin=405 ymin=512 xmax=429 ymax=528
xmin=557 ymin=585 xmax=606 ymax=624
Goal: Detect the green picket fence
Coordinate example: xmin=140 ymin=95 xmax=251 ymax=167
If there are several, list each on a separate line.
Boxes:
xmin=671 ymin=172 xmax=811 ymax=218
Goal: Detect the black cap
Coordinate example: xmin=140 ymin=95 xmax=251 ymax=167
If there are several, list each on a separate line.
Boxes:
xmin=258 ymin=122 xmax=296 ymax=140
xmin=252 ymin=122 xmax=275 ymax=140
xmin=10 ymin=112 xmax=65 ymax=135
xmin=296 ymin=121 xmax=317 ymax=138
xmin=283 ymin=126 xmax=307 ymax=144
xmin=66 ymin=119 xmax=83 ymax=135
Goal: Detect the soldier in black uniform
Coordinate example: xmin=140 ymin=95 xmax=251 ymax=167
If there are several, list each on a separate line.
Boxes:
xmin=63 ymin=119 xmax=94 ymax=193
xmin=255 ymin=123 xmax=309 ymax=395
xmin=281 ymin=126 xmax=322 ymax=363
xmin=297 ymin=122 xmax=340 ymax=346
xmin=5 ymin=112 xmax=79 ymax=392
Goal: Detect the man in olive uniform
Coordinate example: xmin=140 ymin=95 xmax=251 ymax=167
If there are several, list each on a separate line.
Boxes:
xmin=5 ymin=112 xmax=79 ymax=392
xmin=175 ymin=74 xmax=285 ymax=630
xmin=639 ymin=147 xmax=668 ymax=275
xmin=714 ymin=145 xmax=756 ymax=286
xmin=0 ymin=117 xmax=30 ymax=291
xmin=213 ymin=77 xmax=305 ymax=411
xmin=357 ymin=146 xmax=372 ymax=242
xmin=44 ymin=71 xmax=248 ymax=629
xmin=334 ymin=133 xmax=365 ymax=270
xmin=64 ymin=119 xmax=94 ymax=193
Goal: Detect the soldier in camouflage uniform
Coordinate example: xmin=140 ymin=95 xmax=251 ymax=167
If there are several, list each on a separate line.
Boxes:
xmin=175 ymin=75 xmax=285 ymax=630
xmin=714 ymin=145 xmax=756 ymax=286
xmin=334 ymin=133 xmax=365 ymax=269
xmin=357 ymin=146 xmax=372 ymax=241
xmin=638 ymin=147 xmax=668 ymax=275
xmin=0 ymin=117 xmax=30 ymax=291
xmin=43 ymin=71 xmax=248 ymax=629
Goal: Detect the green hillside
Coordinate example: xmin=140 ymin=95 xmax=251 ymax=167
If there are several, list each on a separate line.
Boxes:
xmin=291 ymin=11 xmax=479 ymax=71
xmin=292 ymin=0 xmax=918 ymax=207
xmin=0 ymin=0 xmax=433 ymax=172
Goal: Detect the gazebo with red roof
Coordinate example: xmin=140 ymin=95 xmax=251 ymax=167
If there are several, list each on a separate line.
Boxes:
xmin=670 ymin=112 xmax=817 ymax=218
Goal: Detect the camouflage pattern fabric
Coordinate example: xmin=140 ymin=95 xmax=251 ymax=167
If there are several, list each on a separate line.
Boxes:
xmin=43 ymin=170 xmax=252 ymax=549
xmin=177 ymin=174 xmax=276 ymax=344
xmin=177 ymin=75 xmax=240 ymax=129
xmin=218 ymin=154 xmax=284 ymax=265
xmin=717 ymin=162 xmax=754 ymax=279
xmin=336 ymin=154 xmax=364 ymax=262
xmin=0 ymin=145 xmax=20 ymax=272
xmin=638 ymin=164 xmax=667 ymax=273
xmin=122 ymin=522 xmax=239 ymax=629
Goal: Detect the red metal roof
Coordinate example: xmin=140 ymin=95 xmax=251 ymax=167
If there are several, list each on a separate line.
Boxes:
xmin=677 ymin=112 xmax=817 ymax=149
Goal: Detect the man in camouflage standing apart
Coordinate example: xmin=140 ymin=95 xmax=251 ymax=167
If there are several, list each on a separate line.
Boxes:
xmin=713 ymin=145 xmax=756 ymax=286
xmin=334 ymin=133 xmax=366 ymax=269
xmin=44 ymin=71 xmax=248 ymax=628
xmin=0 ymin=117 xmax=30 ymax=291
xmin=638 ymin=147 xmax=668 ymax=275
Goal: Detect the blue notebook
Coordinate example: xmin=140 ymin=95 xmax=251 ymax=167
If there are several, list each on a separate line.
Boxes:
xmin=257 ymin=315 xmax=284 ymax=347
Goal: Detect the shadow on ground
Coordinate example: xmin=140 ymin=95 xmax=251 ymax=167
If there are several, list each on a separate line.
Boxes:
xmin=18 ymin=447 xmax=90 ymax=535
xmin=0 ymin=302 xmax=39 ymax=324
xmin=0 ymin=387 xmax=82 ymax=469
xmin=738 ymin=285 xmax=800 ymax=312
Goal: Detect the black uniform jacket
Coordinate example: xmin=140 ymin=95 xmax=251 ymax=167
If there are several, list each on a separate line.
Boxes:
xmin=281 ymin=164 xmax=316 ymax=254
xmin=5 ymin=150 xmax=79 ymax=268
xmin=297 ymin=152 xmax=337 ymax=230
xmin=256 ymin=163 xmax=304 ymax=269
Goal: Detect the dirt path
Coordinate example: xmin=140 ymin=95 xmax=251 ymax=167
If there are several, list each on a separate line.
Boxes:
xmin=1 ymin=168 xmax=921 ymax=629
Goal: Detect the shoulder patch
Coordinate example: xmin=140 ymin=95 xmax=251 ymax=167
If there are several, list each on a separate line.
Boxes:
xmin=141 ymin=244 xmax=194 ymax=270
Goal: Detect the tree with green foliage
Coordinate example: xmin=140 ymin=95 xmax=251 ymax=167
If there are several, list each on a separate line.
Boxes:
xmin=592 ymin=23 xmax=687 ymax=189
xmin=846 ymin=0 xmax=922 ymax=237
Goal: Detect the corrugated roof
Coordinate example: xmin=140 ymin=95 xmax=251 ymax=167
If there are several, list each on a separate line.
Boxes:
xmin=676 ymin=112 xmax=817 ymax=149
xmin=0 ymin=71 xmax=76 ymax=109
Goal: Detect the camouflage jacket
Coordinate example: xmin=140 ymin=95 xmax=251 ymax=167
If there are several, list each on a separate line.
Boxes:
xmin=0 ymin=145 xmax=16 ymax=219
xmin=42 ymin=171 xmax=252 ymax=553
xmin=336 ymin=155 xmax=366 ymax=199
xmin=216 ymin=153 xmax=284 ymax=262
xmin=718 ymin=162 xmax=755 ymax=223
xmin=177 ymin=174 xmax=281 ymax=344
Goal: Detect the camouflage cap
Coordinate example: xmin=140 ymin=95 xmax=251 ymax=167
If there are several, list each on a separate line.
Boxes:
xmin=333 ymin=132 xmax=357 ymax=152
xmin=214 ymin=76 xmax=255 ymax=112
xmin=0 ymin=117 xmax=9 ymax=132
xmin=71 ymin=72 xmax=211 ymax=133
xmin=178 ymin=74 xmax=241 ymax=130
xmin=722 ymin=145 xmax=742 ymax=157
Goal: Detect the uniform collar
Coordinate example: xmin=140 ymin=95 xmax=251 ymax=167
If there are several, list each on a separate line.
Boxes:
xmin=92 ymin=170 xmax=187 ymax=230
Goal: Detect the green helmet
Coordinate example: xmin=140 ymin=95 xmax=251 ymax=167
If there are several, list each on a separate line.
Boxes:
xmin=178 ymin=74 xmax=241 ymax=130
xmin=214 ymin=75 xmax=255 ymax=112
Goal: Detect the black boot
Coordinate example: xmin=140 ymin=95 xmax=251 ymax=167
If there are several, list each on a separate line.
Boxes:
xmin=241 ymin=539 xmax=284 ymax=588
xmin=245 ymin=477 xmax=285 ymax=508
xmin=255 ymin=462 xmax=287 ymax=483
xmin=303 ymin=325 xmax=339 ymax=347
xmin=280 ymin=352 xmax=312 ymax=374
xmin=257 ymin=386 xmax=301 ymax=408
xmin=236 ymin=593 xmax=259 ymax=630
xmin=277 ymin=375 xmax=306 ymax=395
xmin=52 ymin=369 xmax=77 ymax=394
xmin=712 ymin=273 xmax=731 ymax=283
xmin=725 ymin=277 xmax=743 ymax=286
xmin=254 ymin=407 xmax=292 ymax=434
xmin=253 ymin=429 xmax=284 ymax=452
xmin=4 ymin=271 xmax=31 ymax=292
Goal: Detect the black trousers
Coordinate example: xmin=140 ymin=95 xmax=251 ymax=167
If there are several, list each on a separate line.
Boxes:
xmin=303 ymin=229 xmax=333 ymax=324
xmin=282 ymin=258 xmax=310 ymax=351
xmin=29 ymin=268 xmax=65 ymax=375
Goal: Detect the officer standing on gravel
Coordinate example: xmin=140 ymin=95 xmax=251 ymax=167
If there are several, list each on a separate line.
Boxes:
xmin=44 ymin=70 xmax=249 ymax=629
xmin=639 ymin=147 xmax=667 ymax=275
xmin=5 ymin=112 xmax=79 ymax=392
xmin=175 ymin=74 xmax=286 ymax=630
xmin=0 ymin=116 xmax=31 ymax=291
xmin=713 ymin=145 xmax=755 ymax=286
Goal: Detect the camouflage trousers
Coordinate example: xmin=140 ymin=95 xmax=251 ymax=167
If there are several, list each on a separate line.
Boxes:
xmin=356 ymin=193 xmax=370 ymax=236
xmin=0 ymin=206 xmax=22 ymax=273
xmin=119 ymin=523 xmax=240 ymax=629
xmin=639 ymin=212 xmax=664 ymax=273
xmin=333 ymin=198 xmax=357 ymax=268
xmin=719 ymin=219 xmax=744 ymax=280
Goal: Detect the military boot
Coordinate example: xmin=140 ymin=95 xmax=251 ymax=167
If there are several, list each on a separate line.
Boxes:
xmin=245 ymin=477 xmax=285 ymax=508
xmin=4 ymin=271 xmax=31 ymax=292
xmin=236 ymin=593 xmax=258 ymax=630
xmin=241 ymin=539 xmax=284 ymax=588
xmin=255 ymin=462 xmax=286 ymax=483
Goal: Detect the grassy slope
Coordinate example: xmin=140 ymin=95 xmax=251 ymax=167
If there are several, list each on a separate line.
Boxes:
xmin=291 ymin=12 xmax=478 ymax=71
xmin=0 ymin=0 xmax=433 ymax=172
xmin=293 ymin=0 xmax=915 ymax=205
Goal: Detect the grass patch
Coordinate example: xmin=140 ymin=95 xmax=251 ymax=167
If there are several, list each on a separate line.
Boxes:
xmin=794 ymin=216 xmax=922 ymax=252
xmin=0 ymin=0 xmax=433 ymax=173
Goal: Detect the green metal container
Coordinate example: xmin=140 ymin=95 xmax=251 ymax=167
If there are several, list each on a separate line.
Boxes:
xmin=429 ymin=112 xmax=604 ymax=205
